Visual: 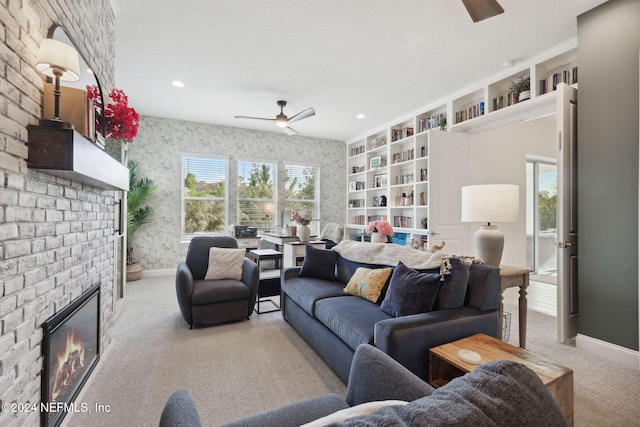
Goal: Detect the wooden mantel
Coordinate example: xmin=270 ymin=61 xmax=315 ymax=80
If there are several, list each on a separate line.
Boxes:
xmin=27 ymin=125 xmax=129 ymax=191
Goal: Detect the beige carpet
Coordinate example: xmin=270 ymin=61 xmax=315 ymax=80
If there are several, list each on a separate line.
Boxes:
xmin=65 ymin=275 xmax=639 ymax=427
xmin=65 ymin=276 xmax=345 ymax=427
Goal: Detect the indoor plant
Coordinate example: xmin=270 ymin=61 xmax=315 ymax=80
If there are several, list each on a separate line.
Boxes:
xmin=366 ymin=220 xmax=393 ymax=243
xmin=510 ymin=76 xmax=531 ymax=102
xmin=126 ymin=160 xmax=157 ymax=281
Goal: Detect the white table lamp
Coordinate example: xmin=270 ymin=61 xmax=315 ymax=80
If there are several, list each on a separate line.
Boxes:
xmin=461 ymin=184 xmax=519 ymax=266
xmin=36 ymin=38 xmax=80 ymax=128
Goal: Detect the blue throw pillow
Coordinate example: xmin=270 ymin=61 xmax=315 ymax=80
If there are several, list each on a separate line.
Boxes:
xmin=380 ymin=261 xmax=441 ymax=317
xmin=299 ymin=244 xmax=337 ymax=281
xmin=436 ymin=257 xmax=471 ymax=309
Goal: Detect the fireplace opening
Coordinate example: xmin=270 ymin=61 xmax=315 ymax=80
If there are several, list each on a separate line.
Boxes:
xmin=41 ymin=283 xmax=100 ymax=427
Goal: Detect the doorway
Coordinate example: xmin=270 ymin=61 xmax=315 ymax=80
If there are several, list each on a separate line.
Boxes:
xmin=526 ymin=158 xmax=557 ymax=285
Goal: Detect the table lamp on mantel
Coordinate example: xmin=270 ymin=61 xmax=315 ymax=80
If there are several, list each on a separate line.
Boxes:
xmin=35 ymin=38 xmax=80 ymax=128
xmin=461 ymin=184 xmax=519 ymax=266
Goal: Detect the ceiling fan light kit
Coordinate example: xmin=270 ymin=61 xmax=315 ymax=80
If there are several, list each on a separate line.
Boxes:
xmin=235 ymin=100 xmax=315 ymax=135
xmin=461 ymin=0 xmax=504 ymax=23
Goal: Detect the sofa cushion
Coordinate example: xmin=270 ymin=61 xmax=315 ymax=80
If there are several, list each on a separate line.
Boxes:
xmin=281 ymin=276 xmax=347 ymax=316
xmin=380 ymin=261 xmax=441 ymax=317
xmin=343 ymin=267 xmax=393 ymax=303
xmin=191 ymin=279 xmax=250 ymax=305
xmin=315 ymin=296 xmax=392 ymax=351
xmin=301 ymin=400 xmax=408 ymax=427
xmin=204 ymin=247 xmax=246 ymax=280
xmin=436 ymin=257 xmax=471 ymax=309
xmin=159 ymin=388 xmax=203 ymax=427
xmin=330 ymin=360 xmax=567 ymax=427
xmin=335 ymin=254 xmax=391 ymax=285
xmin=299 ymin=244 xmax=337 ymax=282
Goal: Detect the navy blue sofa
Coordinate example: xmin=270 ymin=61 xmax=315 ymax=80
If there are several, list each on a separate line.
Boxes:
xmin=280 ymin=252 xmax=501 ymax=383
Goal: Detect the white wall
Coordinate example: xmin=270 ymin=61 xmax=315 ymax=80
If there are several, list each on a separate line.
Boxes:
xmin=467 ymin=117 xmax=556 ymax=266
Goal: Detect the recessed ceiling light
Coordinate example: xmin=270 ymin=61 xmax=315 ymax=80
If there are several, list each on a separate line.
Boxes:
xmin=356 ymin=114 xmax=366 ymax=119
xmin=171 ymin=80 xmax=185 ymax=88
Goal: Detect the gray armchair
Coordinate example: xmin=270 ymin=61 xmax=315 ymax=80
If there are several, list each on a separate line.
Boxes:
xmin=176 ymin=236 xmax=259 ymax=328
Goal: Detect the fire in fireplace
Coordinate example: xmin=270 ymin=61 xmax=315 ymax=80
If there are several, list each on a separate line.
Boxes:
xmin=41 ymin=283 xmax=100 ymax=427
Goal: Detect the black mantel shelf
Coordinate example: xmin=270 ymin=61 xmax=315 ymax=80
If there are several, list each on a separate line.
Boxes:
xmin=27 ymin=125 xmax=129 ymax=191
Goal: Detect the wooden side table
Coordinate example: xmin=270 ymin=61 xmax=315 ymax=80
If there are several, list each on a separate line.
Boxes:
xmin=247 ymin=249 xmax=283 ymax=314
xmin=499 ymin=265 xmax=532 ymax=348
xmin=429 ymin=334 xmax=574 ymax=425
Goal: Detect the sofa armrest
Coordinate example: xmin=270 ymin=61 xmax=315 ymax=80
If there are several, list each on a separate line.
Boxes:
xmin=241 ymin=258 xmax=260 ymax=316
xmin=281 ymin=266 xmax=302 ymax=281
xmin=175 ymin=261 xmax=194 ymax=325
xmin=374 ymin=308 xmax=498 ymax=381
xmin=345 ymin=344 xmax=434 ymax=407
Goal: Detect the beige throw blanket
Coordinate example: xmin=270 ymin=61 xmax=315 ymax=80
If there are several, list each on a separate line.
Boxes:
xmin=333 ymin=240 xmax=445 ymax=270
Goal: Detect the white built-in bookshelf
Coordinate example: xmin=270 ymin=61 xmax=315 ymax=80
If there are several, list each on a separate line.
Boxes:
xmin=345 ymin=41 xmax=578 ymax=246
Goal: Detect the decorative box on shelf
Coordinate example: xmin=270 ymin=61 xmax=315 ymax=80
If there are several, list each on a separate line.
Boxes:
xmin=27 ymin=125 xmax=129 ymax=191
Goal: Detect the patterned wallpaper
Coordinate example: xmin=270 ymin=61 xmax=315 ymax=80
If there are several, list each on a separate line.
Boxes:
xmin=127 ymin=116 xmax=346 ymax=270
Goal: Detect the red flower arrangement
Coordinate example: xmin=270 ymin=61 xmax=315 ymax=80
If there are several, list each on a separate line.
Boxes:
xmin=87 ymin=85 xmax=139 ymax=143
xmin=366 ymin=220 xmax=393 ymax=236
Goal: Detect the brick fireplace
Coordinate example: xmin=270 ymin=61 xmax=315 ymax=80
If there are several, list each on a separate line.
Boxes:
xmin=41 ymin=283 xmax=100 ymax=427
xmin=0 ymin=2 xmax=118 ymax=427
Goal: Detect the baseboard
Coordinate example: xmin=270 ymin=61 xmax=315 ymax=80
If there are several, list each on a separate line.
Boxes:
xmin=141 ymin=268 xmax=176 ymax=278
xmin=576 ymin=333 xmax=640 ymax=370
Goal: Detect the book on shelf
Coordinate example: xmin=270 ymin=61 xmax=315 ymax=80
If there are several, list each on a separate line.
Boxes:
xmin=419 ymin=192 xmax=426 ymax=205
xmin=538 ymin=66 xmax=578 ymax=95
xmin=417 ymin=112 xmax=446 ymax=132
xmin=455 ymin=101 xmax=485 ymax=124
xmin=393 ymin=216 xmax=413 ymax=228
xmin=420 ymin=169 xmax=428 ymax=181
xmin=367 ymin=214 xmax=388 ymax=222
xmin=352 ymin=215 xmax=365 ymax=225
xmin=350 ymin=145 xmax=365 ymax=156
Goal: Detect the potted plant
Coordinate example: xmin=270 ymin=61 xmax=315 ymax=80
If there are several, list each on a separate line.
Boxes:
xmin=126 ymin=160 xmax=157 ymax=281
xmin=510 ymin=76 xmax=531 ymax=102
xmin=366 ymin=220 xmax=393 ymax=243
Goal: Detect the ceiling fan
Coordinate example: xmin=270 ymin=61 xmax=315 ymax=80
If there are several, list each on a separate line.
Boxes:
xmin=234 ymin=100 xmax=316 ymax=135
xmin=461 ymin=0 xmax=504 ymax=22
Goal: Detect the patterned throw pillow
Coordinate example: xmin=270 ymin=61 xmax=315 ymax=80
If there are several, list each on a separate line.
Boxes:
xmin=380 ymin=261 xmax=441 ymax=317
xmin=204 ymin=247 xmax=246 ymax=280
xmin=343 ymin=267 xmax=393 ymax=303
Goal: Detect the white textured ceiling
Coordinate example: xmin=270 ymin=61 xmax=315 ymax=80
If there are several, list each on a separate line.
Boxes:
xmin=110 ymin=0 xmax=608 ymax=141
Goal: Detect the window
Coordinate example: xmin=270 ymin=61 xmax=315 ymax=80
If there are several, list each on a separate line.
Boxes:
xmin=285 ymin=164 xmax=319 ymax=234
xmin=182 ymin=156 xmax=227 ymax=235
xmin=237 ymin=161 xmax=275 ymax=232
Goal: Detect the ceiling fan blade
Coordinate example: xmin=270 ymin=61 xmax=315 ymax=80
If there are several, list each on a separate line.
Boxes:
xmin=284 ymin=126 xmax=299 ymax=136
xmin=287 ymin=107 xmax=316 ymax=125
xmin=234 ymin=115 xmax=276 ymax=122
xmin=461 ymin=0 xmax=504 ymax=23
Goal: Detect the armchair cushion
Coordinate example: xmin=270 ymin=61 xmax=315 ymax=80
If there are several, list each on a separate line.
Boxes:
xmin=204 ymin=247 xmax=246 ymax=280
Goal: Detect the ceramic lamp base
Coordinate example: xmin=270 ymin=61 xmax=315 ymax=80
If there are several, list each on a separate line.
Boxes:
xmin=474 ymin=224 xmax=504 ymax=266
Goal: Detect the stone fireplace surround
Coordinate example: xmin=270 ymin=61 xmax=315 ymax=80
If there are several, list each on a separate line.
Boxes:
xmin=0 ymin=2 xmax=117 ymax=426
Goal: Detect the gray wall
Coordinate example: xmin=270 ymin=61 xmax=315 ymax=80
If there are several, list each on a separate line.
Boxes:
xmin=578 ymin=0 xmax=639 ymax=351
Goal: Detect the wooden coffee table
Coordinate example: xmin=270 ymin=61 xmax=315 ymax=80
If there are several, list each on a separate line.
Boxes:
xmin=429 ymin=334 xmax=573 ymax=426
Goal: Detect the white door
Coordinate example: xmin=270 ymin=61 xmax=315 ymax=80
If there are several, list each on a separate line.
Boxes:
xmin=428 ymin=130 xmax=470 ymax=254
xmin=556 ymin=83 xmax=579 ymax=343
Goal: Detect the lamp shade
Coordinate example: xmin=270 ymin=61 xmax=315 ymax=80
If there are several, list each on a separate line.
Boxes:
xmin=461 ymin=184 xmax=519 ymax=224
xmin=36 ymin=38 xmax=80 ymax=81
xmin=260 ymin=202 xmax=276 ymax=215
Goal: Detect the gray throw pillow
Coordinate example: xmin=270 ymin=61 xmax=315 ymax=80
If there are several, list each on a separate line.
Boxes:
xmin=380 ymin=261 xmax=441 ymax=317
xmin=299 ymin=244 xmax=337 ymax=281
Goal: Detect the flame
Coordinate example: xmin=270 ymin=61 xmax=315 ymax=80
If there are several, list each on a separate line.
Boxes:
xmin=52 ymin=329 xmax=85 ymax=400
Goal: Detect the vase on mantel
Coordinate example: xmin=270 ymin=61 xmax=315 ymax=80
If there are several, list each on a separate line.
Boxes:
xmin=297 ymin=224 xmax=310 ymax=242
xmin=371 ymin=232 xmax=387 ymax=243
